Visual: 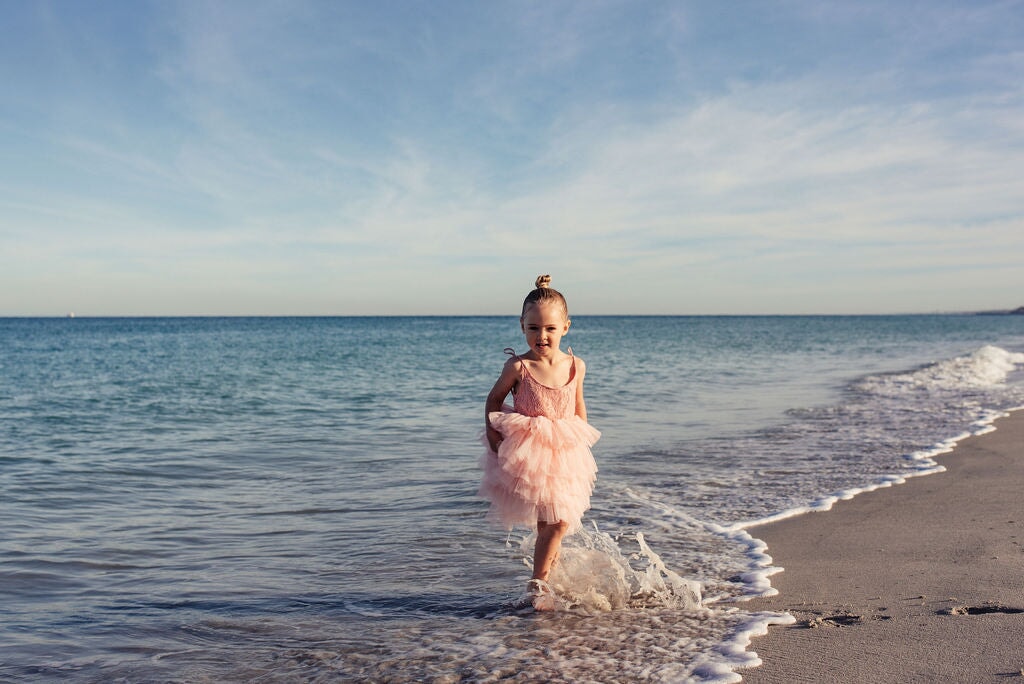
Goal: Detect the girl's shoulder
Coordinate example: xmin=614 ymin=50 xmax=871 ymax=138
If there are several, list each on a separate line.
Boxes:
xmin=500 ymin=349 xmax=525 ymax=376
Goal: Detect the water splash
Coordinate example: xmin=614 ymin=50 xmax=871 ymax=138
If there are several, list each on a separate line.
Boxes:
xmin=519 ymin=524 xmax=703 ymax=613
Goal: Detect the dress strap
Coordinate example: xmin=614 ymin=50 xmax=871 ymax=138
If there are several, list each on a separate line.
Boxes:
xmin=503 ymin=347 xmax=517 ymax=358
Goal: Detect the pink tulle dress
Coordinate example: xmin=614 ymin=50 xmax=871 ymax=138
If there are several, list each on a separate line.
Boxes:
xmin=479 ymin=349 xmax=600 ymax=534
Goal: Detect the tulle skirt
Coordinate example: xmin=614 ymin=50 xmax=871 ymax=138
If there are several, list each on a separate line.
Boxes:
xmin=478 ymin=406 xmax=600 ymax=534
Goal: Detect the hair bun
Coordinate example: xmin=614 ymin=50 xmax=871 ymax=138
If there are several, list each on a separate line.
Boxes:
xmin=534 ymin=274 xmax=552 ymax=289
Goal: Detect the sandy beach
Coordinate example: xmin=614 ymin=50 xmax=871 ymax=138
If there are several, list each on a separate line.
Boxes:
xmin=741 ymin=409 xmax=1024 ymax=682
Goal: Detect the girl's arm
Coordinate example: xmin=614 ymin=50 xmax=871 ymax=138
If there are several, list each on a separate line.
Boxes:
xmin=575 ymin=357 xmax=588 ymax=422
xmin=485 ymin=358 xmax=520 ymax=451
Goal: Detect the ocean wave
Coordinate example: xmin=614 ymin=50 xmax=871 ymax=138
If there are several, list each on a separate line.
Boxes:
xmin=855 ymin=345 xmax=1024 ymax=395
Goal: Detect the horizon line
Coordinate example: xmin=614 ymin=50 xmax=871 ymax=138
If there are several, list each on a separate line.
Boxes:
xmin=2 ymin=310 xmax=1020 ymax=319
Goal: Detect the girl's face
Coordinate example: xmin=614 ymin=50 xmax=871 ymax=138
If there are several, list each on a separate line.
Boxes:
xmin=520 ymin=301 xmax=570 ymax=359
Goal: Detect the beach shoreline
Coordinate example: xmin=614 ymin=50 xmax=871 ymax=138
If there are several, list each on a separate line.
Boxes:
xmin=739 ymin=409 xmax=1024 ymax=682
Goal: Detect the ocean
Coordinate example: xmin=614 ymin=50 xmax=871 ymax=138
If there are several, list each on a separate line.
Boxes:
xmin=2 ymin=315 xmax=1024 ymax=682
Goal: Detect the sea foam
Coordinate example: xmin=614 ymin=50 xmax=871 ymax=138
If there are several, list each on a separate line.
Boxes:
xmin=856 ymin=345 xmax=1024 ymax=394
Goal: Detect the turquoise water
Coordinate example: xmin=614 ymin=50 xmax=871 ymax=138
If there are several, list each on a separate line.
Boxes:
xmin=2 ymin=315 xmax=1023 ymax=681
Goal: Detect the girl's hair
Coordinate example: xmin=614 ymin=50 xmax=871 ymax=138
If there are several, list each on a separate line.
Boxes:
xmin=521 ymin=274 xmax=569 ymax=318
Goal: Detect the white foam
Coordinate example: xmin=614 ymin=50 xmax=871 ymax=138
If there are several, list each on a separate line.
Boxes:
xmin=856 ymin=345 xmax=1024 ymax=395
xmin=737 ymin=406 xmax=1016 ymax=532
xmin=687 ymin=609 xmax=797 ymax=683
xmin=621 ymin=488 xmax=786 ymax=603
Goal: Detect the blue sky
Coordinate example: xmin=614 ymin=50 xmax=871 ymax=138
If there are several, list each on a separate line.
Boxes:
xmin=2 ymin=1 xmax=1022 ymax=315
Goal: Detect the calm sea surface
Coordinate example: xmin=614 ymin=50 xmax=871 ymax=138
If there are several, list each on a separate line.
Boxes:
xmin=3 ymin=315 xmax=1024 ymax=681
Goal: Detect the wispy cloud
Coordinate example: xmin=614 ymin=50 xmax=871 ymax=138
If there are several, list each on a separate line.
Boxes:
xmin=0 ymin=1 xmax=1021 ymax=314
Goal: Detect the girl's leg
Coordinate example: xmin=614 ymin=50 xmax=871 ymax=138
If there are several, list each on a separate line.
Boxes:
xmin=531 ymin=519 xmax=568 ymax=582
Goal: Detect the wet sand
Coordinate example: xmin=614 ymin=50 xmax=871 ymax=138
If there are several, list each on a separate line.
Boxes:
xmin=741 ymin=409 xmax=1024 ymax=682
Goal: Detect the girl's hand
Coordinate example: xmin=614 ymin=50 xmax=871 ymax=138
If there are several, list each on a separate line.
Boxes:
xmin=486 ymin=425 xmax=503 ymax=452
xmin=485 ymin=356 xmax=520 ymax=452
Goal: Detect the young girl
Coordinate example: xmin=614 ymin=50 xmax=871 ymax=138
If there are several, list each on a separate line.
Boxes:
xmin=479 ymin=275 xmax=600 ymax=610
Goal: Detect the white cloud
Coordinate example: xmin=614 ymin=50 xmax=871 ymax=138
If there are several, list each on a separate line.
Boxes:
xmin=1 ymin=1 xmax=1022 ymax=315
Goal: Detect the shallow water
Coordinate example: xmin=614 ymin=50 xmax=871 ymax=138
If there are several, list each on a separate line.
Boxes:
xmin=2 ymin=315 xmax=1023 ymax=681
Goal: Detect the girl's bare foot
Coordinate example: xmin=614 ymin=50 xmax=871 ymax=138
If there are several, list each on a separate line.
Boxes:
xmin=528 ymin=579 xmax=558 ymax=612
